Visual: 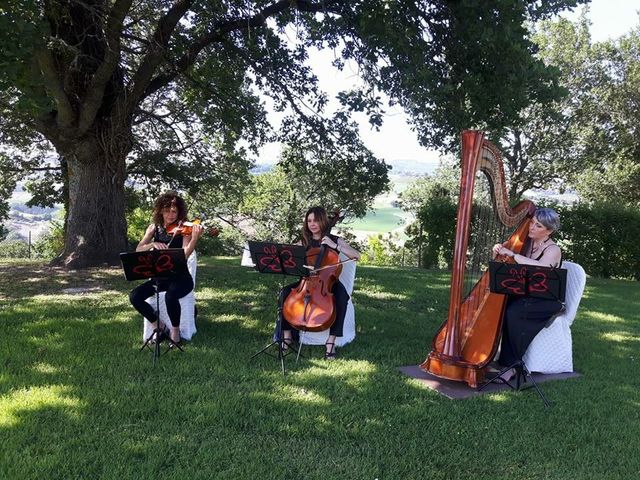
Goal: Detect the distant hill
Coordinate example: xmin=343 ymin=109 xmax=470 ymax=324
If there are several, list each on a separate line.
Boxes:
xmin=5 ymin=183 xmax=60 ymax=242
xmin=252 ymin=158 xmax=440 ymax=176
xmin=387 ymin=159 xmax=439 ymax=176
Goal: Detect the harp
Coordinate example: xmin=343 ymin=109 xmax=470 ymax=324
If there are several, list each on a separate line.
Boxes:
xmin=420 ymin=130 xmax=535 ymax=388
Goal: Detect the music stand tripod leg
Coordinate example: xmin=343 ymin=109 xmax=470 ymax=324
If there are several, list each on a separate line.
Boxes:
xmin=517 ymin=362 xmax=552 ymax=408
xmin=478 ymin=362 xmax=519 ymax=392
xmin=248 ymin=294 xmax=290 ymax=375
xmin=138 ymin=282 xmax=163 ymax=364
xmin=151 ymin=280 xmax=163 ymax=366
xmin=478 ymin=361 xmax=551 ymax=408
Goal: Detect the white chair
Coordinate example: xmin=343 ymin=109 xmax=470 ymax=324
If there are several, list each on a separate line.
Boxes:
xmin=522 ymin=261 xmax=587 ymax=373
xmin=142 ymin=251 xmax=198 ymax=341
xmin=298 ymin=253 xmax=357 ymax=348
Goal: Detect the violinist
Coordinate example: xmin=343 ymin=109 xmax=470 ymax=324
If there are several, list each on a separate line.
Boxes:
xmin=279 ymin=206 xmax=360 ymax=360
xmin=491 ymin=207 xmax=563 ymax=379
xmin=129 ymin=191 xmax=203 ymax=345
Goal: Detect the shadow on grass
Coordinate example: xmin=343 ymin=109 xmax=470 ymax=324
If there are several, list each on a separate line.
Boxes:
xmin=1 ymin=257 xmax=640 ymax=479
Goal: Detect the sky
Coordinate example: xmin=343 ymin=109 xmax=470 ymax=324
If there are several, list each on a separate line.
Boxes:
xmin=257 ymin=0 xmax=640 ymax=167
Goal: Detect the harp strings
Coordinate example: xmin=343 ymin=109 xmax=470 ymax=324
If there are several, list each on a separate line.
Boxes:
xmin=458 ymin=172 xmax=510 ymax=342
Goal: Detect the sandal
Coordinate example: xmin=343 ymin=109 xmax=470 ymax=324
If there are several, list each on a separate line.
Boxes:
xmin=169 ymin=327 xmax=181 ymax=345
xmin=324 ymin=342 xmax=336 ymax=360
xmin=280 ymin=331 xmax=294 ymax=351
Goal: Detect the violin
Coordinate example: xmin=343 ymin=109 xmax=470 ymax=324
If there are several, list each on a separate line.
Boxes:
xmin=166 ymin=219 xmax=220 ymax=237
xmin=282 ymin=210 xmax=344 ymax=332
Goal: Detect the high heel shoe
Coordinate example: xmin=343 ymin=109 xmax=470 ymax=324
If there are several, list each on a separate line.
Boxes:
xmin=324 ymin=342 xmax=336 ymax=360
xmin=169 ymin=327 xmax=182 ymax=348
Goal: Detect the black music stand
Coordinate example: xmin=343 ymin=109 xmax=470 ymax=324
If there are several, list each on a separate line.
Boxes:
xmin=246 ymin=241 xmax=308 ymax=375
xmin=120 ymin=249 xmax=189 ymax=366
xmin=479 ymin=261 xmax=568 ymax=407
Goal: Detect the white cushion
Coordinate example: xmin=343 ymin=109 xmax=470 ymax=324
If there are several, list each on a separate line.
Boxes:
xmin=522 ymin=261 xmax=586 ymax=373
xmin=299 ymin=254 xmax=356 ymax=347
xmin=142 ymin=251 xmax=198 ymax=341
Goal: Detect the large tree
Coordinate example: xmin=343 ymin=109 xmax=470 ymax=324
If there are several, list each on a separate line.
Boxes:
xmin=493 ymin=9 xmax=640 ymax=203
xmin=0 ymin=0 xmax=583 ymax=268
xmin=574 ymin=24 xmax=640 ymax=207
xmin=492 ymin=12 xmax=602 ymax=201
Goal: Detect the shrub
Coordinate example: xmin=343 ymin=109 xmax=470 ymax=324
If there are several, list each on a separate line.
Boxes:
xmin=556 ymin=202 xmax=640 ymax=280
xmin=32 ymin=220 xmax=65 ymax=260
xmin=0 ymin=240 xmax=30 ymax=258
xmin=360 ymin=233 xmax=404 ymax=266
xmin=404 ymin=195 xmax=456 ymax=269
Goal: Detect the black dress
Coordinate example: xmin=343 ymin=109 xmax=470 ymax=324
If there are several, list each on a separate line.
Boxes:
xmin=498 ymin=243 xmax=564 ymax=367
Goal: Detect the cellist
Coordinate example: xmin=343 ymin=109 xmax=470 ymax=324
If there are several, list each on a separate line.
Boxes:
xmin=279 ymin=206 xmax=360 ymax=359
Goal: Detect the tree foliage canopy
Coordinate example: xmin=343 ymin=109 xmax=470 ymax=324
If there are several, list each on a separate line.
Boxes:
xmin=0 ymin=0 xmax=585 ymax=267
xmin=493 ymin=9 xmax=639 ymax=203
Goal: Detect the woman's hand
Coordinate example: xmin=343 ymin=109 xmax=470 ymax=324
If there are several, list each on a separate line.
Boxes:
xmin=321 ymin=236 xmax=339 ymax=250
xmin=497 ymin=245 xmax=514 ymax=257
xmin=190 ymin=224 xmax=204 ymax=241
xmin=149 ymin=241 xmax=168 ymax=250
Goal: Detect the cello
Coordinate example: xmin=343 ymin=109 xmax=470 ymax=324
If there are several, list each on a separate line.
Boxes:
xmin=282 ymin=211 xmax=344 ymax=332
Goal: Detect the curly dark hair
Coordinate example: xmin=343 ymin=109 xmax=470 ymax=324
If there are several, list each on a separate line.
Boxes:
xmin=151 ymin=191 xmax=187 ymax=226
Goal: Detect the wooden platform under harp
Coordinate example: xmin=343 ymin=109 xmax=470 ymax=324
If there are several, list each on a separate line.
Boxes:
xmin=420 ymin=130 xmax=535 ymax=388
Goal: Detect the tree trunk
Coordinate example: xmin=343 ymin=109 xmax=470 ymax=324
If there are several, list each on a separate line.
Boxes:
xmin=55 ymin=135 xmax=129 ymax=269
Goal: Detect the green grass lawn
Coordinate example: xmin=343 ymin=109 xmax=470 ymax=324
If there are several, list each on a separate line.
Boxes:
xmin=1 ymin=257 xmax=639 ymax=479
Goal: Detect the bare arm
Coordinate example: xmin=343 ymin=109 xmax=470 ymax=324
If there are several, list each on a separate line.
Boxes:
xmin=136 ymin=224 xmax=167 ymax=251
xmin=322 ymin=236 xmax=360 ymax=261
xmin=496 ymin=244 xmax=561 ymax=268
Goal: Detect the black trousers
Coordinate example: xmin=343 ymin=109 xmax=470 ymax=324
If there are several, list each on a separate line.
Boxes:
xmin=278 ymin=280 xmax=349 ymax=338
xmin=129 ymin=275 xmax=194 ymax=327
xmin=498 ymin=296 xmax=564 ymax=367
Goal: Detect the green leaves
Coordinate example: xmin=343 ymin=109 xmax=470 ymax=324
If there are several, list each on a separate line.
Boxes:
xmin=0 ymin=0 xmax=590 ymax=267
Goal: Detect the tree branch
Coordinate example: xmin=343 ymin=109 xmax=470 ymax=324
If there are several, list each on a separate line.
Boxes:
xmin=142 ymin=0 xmax=343 ymax=98
xmin=35 ymin=48 xmax=76 ymax=129
xmin=5 ymin=166 xmax=63 ymax=173
xmin=126 ymin=0 xmax=194 ymax=110
xmin=78 ymin=0 xmax=134 ymax=134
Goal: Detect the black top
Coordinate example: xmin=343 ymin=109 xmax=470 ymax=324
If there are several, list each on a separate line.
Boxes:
xmin=306 ymin=233 xmax=339 ymax=251
xmin=155 ymin=225 xmax=184 ymax=249
xmin=523 ymin=238 xmax=562 ymax=267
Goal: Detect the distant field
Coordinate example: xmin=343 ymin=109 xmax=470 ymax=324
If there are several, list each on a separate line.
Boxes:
xmin=345 ymin=175 xmax=417 ymax=239
xmin=386 ymin=174 xmax=416 ymax=194
xmin=347 ymin=206 xmax=407 ymax=233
